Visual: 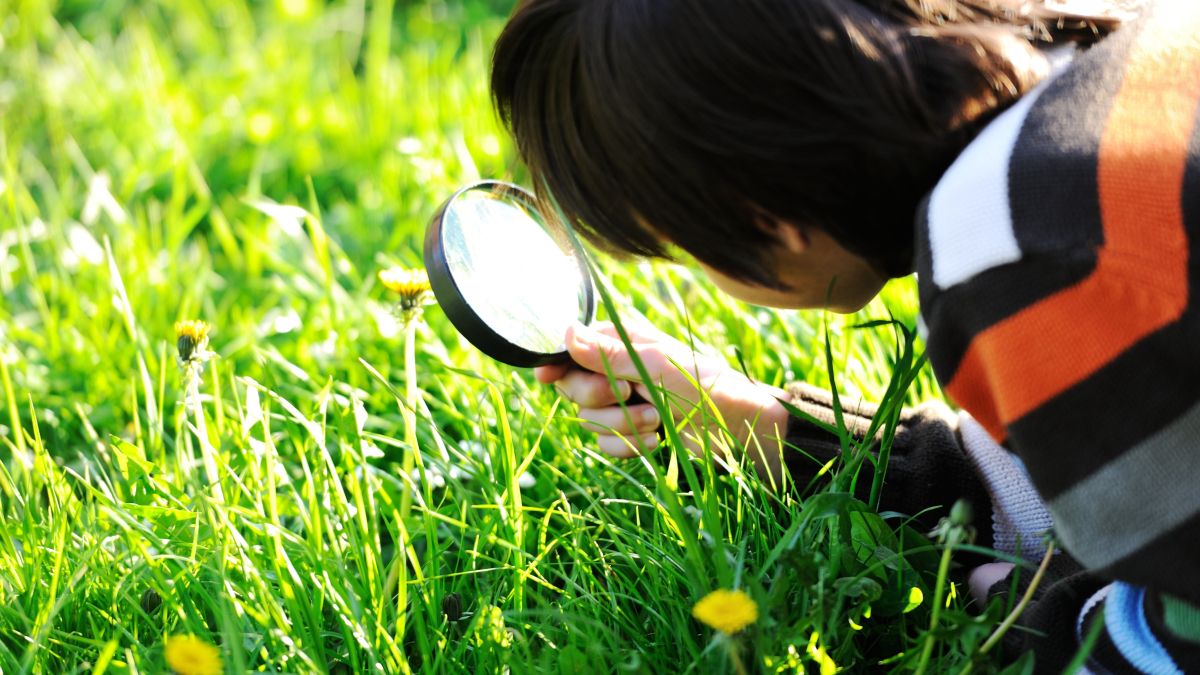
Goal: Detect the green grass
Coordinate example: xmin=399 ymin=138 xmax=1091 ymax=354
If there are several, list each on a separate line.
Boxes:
xmin=0 ymin=1 xmax=1018 ymax=672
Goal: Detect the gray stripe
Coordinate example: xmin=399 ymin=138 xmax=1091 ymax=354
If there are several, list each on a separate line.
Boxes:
xmin=1048 ymin=399 xmax=1200 ymax=569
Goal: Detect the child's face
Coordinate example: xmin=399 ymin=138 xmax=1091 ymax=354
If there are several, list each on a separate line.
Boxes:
xmin=696 ymin=227 xmax=888 ymax=313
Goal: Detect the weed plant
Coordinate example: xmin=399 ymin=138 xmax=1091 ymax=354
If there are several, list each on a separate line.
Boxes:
xmin=0 ymin=1 xmax=1028 ymax=672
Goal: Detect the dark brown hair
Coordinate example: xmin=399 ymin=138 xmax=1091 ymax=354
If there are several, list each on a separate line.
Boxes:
xmin=491 ymin=0 xmax=1124 ymax=286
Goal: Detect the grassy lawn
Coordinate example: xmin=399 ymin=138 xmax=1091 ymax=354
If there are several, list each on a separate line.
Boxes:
xmin=1 ymin=1 xmax=1018 ymax=672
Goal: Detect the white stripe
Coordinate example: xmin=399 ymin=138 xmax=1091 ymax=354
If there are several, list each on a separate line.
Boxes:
xmin=1077 ymin=583 xmax=1114 ymax=641
xmin=927 ymin=83 xmax=1050 ymax=289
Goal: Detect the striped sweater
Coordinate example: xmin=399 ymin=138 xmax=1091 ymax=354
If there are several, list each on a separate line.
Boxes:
xmin=915 ymin=0 xmax=1200 ymax=670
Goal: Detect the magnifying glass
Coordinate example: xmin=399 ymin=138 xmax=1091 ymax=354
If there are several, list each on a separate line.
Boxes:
xmin=423 ymin=180 xmax=596 ymax=367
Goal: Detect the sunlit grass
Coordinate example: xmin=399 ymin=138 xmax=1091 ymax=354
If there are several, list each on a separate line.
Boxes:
xmin=0 ymin=1 xmax=1016 ymax=673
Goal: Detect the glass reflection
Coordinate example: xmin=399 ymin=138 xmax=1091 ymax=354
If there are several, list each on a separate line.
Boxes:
xmin=441 ymin=191 xmax=587 ymax=353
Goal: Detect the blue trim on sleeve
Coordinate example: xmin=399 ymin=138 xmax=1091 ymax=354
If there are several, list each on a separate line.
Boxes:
xmin=1106 ymin=583 xmax=1183 ymax=675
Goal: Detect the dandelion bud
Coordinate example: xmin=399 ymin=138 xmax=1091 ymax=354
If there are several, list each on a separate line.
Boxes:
xmin=174 ymin=320 xmax=211 ymax=365
xmin=442 ymin=592 xmax=464 ymax=622
xmin=931 ymin=498 xmax=976 ymax=547
xmin=950 ymin=499 xmax=973 ymax=528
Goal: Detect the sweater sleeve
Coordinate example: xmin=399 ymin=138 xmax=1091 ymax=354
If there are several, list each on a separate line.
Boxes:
xmin=779 ymin=382 xmax=995 ymax=545
xmin=782 ymin=382 xmax=1057 ymax=563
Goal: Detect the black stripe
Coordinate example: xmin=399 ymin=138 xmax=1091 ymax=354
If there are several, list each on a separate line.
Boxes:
xmin=914 ymin=196 xmax=934 ymax=305
xmin=1106 ymin=511 xmax=1200 ymax=607
xmin=1007 ymin=20 xmax=1141 ymax=255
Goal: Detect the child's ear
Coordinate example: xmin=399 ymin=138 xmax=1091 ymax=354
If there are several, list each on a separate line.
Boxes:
xmin=754 ymin=214 xmax=810 ymax=255
xmin=774 ymin=222 xmax=809 ymax=255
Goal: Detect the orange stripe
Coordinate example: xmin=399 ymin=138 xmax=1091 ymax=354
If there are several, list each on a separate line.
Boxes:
xmin=946 ymin=4 xmax=1200 ymax=441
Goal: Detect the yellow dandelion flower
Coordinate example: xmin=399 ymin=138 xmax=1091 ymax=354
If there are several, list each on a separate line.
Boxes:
xmin=175 ymin=320 xmax=211 ymax=365
xmin=379 ymin=266 xmax=434 ymax=317
xmin=379 ymin=266 xmax=431 ymax=300
xmin=164 ymin=634 xmax=222 ymax=675
xmin=692 ymin=588 xmax=758 ymax=635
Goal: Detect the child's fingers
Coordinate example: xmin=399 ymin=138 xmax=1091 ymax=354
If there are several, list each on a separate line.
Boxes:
xmin=596 ymin=431 xmax=660 ymax=458
xmin=577 ymin=404 xmax=660 ymax=436
xmin=553 ymin=369 xmax=632 ymax=408
xmin=969 ymin=563 xmax=1015 ymax=604
xmin=566 ymin=323 xmax=665 ymax=381
xmin=588 ymin=319 xmax=667 ymax=346
xmin=534 ymin=362 xmax=571 ymax=384
xmin=538 ymin=320 xmax=663 ymax=387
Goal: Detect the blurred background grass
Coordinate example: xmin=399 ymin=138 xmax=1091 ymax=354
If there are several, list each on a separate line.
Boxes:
xmin=0 ymin=0 xmax=936 ymax=466
xmin=0 ymin=1 xmax=980 ymax=673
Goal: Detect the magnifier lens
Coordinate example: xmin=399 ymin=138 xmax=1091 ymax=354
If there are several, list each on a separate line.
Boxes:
xmin=427 ymin=182 xmax=594 ymax=366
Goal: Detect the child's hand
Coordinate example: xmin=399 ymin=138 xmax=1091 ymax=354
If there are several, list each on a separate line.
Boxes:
xmin=535 ymin=320 xmax=790 ymax=479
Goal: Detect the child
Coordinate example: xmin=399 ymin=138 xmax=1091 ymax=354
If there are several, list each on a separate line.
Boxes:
xmin=490 ymin=0 xmax=1200 ymax=672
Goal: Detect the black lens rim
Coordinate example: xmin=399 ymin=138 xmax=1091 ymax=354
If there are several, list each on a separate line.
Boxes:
xmin=423 ymin=180 xmax=596 ymax=368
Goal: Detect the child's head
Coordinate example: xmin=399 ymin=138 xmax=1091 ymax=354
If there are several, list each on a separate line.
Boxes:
xmin=491 ymin=0 xmax=1118 ymax=308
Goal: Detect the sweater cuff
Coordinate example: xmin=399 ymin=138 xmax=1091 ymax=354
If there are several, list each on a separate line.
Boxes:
xmin=1077 ymin=583 xmax=1199 ymax=674
xmin=958 ymin=412 xmax=1053 ymax=561
xmin=1107 ymin=584 xmax=1185 ymax=674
